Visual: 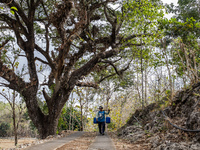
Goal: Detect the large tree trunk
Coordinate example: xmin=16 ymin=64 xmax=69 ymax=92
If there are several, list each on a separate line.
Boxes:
xmin=27 ymin=103 xmax=61 ymax=139
xmin=37 ymin=115 xmax=59 ymax=139
xmin=22 ymin=87 xmax=65 ymax=138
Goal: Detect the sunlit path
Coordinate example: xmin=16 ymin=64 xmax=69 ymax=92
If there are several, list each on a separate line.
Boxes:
xmin=88 ymin=133 xmax=115 ymax=150
xmin=24 ymin=132 xmax=84 ymax=150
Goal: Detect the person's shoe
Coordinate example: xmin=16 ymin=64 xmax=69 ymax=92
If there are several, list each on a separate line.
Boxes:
xmin=102 ymin=133 xmax=104 ymax=135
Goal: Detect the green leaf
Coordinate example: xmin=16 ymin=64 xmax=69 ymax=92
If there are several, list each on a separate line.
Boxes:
xmin=11 ymin=6 xmax=18 ymax=11
xmin=10 ymin=10 xmax=15 ymax=15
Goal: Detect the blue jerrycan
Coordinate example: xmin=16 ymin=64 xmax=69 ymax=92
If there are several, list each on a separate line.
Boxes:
xmin=93 ymin=117 xmax=97 ymax=124
xmin=106 ymin=117 xmax=111 ymax=123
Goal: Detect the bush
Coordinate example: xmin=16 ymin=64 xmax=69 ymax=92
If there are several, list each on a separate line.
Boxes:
xmin=0 ymin=122 xmax=10 ymax=137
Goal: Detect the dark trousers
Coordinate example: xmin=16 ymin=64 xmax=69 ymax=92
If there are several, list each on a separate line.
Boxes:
xmin=98 ymin=122 xmax=105 ymax=134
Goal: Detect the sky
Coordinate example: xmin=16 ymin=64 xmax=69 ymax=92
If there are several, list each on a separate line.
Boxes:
xmin=163 ymin=0 xmax=178 ymax=4
xmin=162 ymin=0 xmax=178 ymax=18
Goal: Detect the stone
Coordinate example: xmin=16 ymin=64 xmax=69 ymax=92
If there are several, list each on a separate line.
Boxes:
xmin=149 ymin=135 xmax=161 ymax=148
xmin=190 ymin=143 xmax=200 ymax=150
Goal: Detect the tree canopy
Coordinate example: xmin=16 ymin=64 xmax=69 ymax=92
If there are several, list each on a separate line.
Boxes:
xmin=0 ymin=0 xmax=163 ymax=138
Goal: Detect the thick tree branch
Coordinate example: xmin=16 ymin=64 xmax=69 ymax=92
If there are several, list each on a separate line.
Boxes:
xmin=35 ymin=0 xmax=42 ymax=8
xmin=104 ymin=5 xmax=114 ymax=25
xmin=2 ymin=0 xmax=30 ymax=26
xmin=35 ymin=44 xmax=55 ymax=70
xmin=123 ymin=43 xmax=144 ymax=47
xmin=44 ymin=24 xmax=50 ymax=53
xmin=101 ymin=60 xmax=122 ymax=77
xmin=98 ymin=59 xmax=132 ymax=83
xmin=0 ymin=40 xmax=26 ymax=92
xmin=0 ymin=39 xmax=9 ymax=48
xmin=14 ymin=12 xmax=29 ymax=37
xmin=63 ymin=44 xmax=88 ymax=78
xmin=35 ymin=57 xmax=48 ymax=65
xmin=0 ymin=62 xmax=26 ymax=92
xmin=0 ymin=13 xmax=16 ymax=26
xmin=41 ymin=0 xmax=49 ymax=20
xmin=0 ymin=14 xmax=27 ymax=50
xmin=42 ymin=88 xmax=51 ymax=108
xmin=76 ymin=81 xmax=99 ymax=89
xmin=0 ymin=26 xmax=12 ymax=30
xmin=0 ymin=0 xmax=13 ymax=5
xmin=68 ymin=48 xmax=119 ymax=86
xmin=98 ymin=73 xmax=116 ymax=83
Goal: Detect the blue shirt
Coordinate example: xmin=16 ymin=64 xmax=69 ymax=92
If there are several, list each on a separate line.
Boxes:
xmin=96 ymin=110 xmax=110 ymax=122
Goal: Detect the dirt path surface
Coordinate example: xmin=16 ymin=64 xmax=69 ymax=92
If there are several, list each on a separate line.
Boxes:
xmin=0 ymin=138 xmax=36 ymax=149
xmin=56 ymin=132 xmax=96 ymax=150
xmin=24 ymin=131 xmax=84 ymax=150
xmin=88 ymin=133 xmax=116 ymax=150
xmin=109 ymin=132 xmax=151 ymax=150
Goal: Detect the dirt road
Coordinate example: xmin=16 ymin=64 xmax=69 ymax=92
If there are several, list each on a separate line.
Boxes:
xmin=24 ymin=132 xmax=84 ymax=150
xmin=24 ymin=132 xmax=116 ymax=150
xmin=88 ymin=133 xmax=116 ymax=150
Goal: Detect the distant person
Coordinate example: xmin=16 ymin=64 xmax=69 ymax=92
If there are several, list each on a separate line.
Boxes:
xmin=96 ymin=106 xmax=110 ymax=135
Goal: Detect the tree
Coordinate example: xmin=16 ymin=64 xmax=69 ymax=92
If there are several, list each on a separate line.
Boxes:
xmin=0 ymin=89 xmax=24 ymax=145
xmin=0 ymin=0 xmax=163 ymax=138
xmin=159 ymin=0 xmax=200 ymax=86
xmin=0 ymin=40 xmax=25 ymax=145
xmin=59 ymin=106 xmax=83 ymax=131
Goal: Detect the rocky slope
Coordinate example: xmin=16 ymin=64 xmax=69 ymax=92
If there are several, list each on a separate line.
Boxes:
xmin=117 ymin=82 xmax=200 ymax=150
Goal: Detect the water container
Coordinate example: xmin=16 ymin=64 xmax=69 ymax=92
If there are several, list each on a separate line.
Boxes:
xmin=106 ymin=117 xmax=111 ymax=123
xmin=93 ymin=117 xmax=97 ymax=124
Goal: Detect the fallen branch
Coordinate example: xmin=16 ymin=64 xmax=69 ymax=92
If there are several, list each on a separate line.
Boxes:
xmin=162 ymin=110 xmax=200 ymax=132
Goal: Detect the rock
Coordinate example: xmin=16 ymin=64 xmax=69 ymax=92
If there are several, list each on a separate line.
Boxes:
xmin=126 ymin=133 xmax=144 ymax=142
xmin=122 ymin=126 xmax=143 ymax=136
xmin=155 ymin=142 xmax=189 ymax=150
xmin=165 ymin=133 xmax=178 ymax=140
xmin=187 ymin=111 xmax=200 ymax=130
xmin=144 ymin=123 xmax=152 ymax=130
xmin=149 ymin=135 xmax=160 ymax=148
xmin=193 ymin=132 xmax=200 ymax=142
xmin=190 ymin=143 xmax=200 ymax=150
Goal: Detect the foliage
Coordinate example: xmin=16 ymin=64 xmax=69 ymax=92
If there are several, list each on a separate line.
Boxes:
xmin=0 ymin=0 xmax=164 ymax=138
xmin=58 ymin=107 xmax=87 ymax=131
xmin=0 ymin=122 xmax=10 ymax=137
xmin=158 ymin=0 xmax=200 ymax=85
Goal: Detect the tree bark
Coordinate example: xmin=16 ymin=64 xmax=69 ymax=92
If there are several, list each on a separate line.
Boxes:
xmin=22 ymin=87 xmax=66 ymax=138
xmin=141 ymin=49 xmax=144 ymax=109
xmin=13 ymin=91 xmax=17 ymax=146
xmin=80 ymin=105 xmax=83 ymax=131
xmin=145 ymin=59 xmax=148 ymax=106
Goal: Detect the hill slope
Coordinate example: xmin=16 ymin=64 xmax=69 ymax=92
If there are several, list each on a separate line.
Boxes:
xmin=116 ymin=82 xmax=200 ymax=149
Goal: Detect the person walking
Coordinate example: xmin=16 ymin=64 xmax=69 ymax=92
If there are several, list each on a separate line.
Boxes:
xmin=96 ymin=106 xmax=110 ymax=135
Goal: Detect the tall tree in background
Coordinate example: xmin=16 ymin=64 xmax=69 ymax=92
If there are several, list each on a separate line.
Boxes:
xmin=0 ymin=89 xmax=25 ymax=145
xmin=0 ymin=0 xmax=163 ymax=138
xmin=161 ymin=0 xmax=200 ymax=85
